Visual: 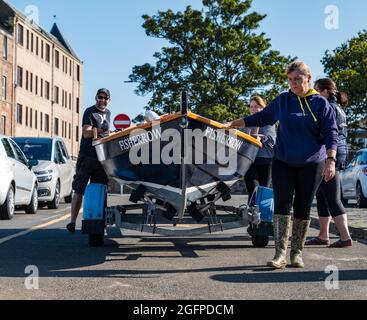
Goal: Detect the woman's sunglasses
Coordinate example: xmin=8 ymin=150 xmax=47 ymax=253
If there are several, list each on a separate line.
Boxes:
xmin=97 ymin=95 xmax=109 ymax=101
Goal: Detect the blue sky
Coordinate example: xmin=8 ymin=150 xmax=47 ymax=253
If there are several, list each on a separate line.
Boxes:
xmin=8 ymin=0 xmax=367 ymax=123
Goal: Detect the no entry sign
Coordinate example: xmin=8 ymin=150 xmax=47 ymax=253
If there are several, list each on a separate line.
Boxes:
xmin=114 ymin=114 xmax=131 ymax=130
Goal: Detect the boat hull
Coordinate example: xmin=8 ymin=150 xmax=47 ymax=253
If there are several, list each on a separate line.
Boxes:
xmin=94 ymin=113 xmax=260 ymax=216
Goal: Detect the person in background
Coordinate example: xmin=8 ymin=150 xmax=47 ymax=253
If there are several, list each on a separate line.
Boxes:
xmin=225 ymin=61 xmax=338 ymax=269
xmin=306 ymin=78 xmax=353 ymax=248
xmin=243 ymin=96 xmax=276 ymax=203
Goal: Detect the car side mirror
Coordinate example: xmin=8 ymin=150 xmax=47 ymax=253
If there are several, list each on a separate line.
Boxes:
xmin=28 ymin=159 xmax=39 ymax=169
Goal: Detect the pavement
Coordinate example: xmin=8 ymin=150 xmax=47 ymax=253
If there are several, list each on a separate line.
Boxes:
xmin=0 ymin=197 xmax=366 ymax=300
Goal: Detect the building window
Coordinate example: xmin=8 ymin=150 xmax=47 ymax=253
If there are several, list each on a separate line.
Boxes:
xmin=61 ymin=89 xmax=64 ymax=107
xmin=30 ymin=73 xmax=33 ymax=92
xmin=36 ymin=36 xmax=39 ymax=56
xmin=69 ymin=61 xmax=72 ymax=76
xmin=17 ymin=24 xmax=24 ymax=46
xmin=54 ymin=117 xmax=59 ymax=136
xmin=26 ymin=106 xmax=28 ymax=126
xmin=76 ymin=126 xmax=79 ymax=142
xmin=25 ymin=71 xmax=29 ymax=90
xmin=31 ymin=33 xmax=34 ymax=52
xmin=35 ymin=111 xmax=38 ymax=129
xmin=45 ymin=44 xmax=50 ymax=62
xmin=41 ymin=40 xmax=44 ymax=59
xmin=2 ymin=36 xmax=8 ymax=60
xmin=55 ymin=50 xmax=60 ymax=68
xmin=55 ymin=86 xmax=59 ymax=104
xmin=40 ymin=112 xmax=43 ymax=131
xmin=45 ymin=81 xmax=50 ymax=100
xmin=35 ymin=76 xmax=38 ymax=95
xmin=45 ymin=114 xmax=50 ymax=132
xmin=69 ymin=93 xmax=72 ymax=110
xmin=26 ymin=30 xmax=29 ymax=49
xmin=76 ymin=97 xmax=80 ymax=114
xmin=17 ymin=104 xmax=23 ymax=124
xmin=77 ymin=65 xmax=80 ymax=82
xmin=17 ymin=66 xmax=23 ymax=87
xmin=1 ymin=76 xmax=6 ymax=100
xmin=61 ymin=120 xmax=64 ymax=137
xmin=69 ymin=123 xmax=71 ymax=140
xmin=40 ymin=78 xmax=43 ymax=97
xmin=0 ymin=116 xmax=5 ymax=135
xmin=30 ymin=108 xmax=33 ymax=128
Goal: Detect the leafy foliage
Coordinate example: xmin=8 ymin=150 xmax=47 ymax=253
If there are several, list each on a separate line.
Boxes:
xmin=129 ymin=0 xmax=294 ymax=121
xmin=322 ymin=30 xmax=367 ymax=129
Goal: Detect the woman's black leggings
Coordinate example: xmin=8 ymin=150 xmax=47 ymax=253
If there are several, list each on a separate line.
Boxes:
xmin=316 ymin=171 xmax=346 ymax=218
xmin=244 ymin=160 xmax=272 ymax=204
xmin=272 ymin=158 xmax=325 ymax=220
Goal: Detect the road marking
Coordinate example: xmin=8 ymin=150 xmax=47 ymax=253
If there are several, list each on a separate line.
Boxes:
xmin=0 ymin=213 xmax=73 ymax=245
xmin=39 ymin=207 xmax=71 ymax=221
xmin=107 ymin=281 xmax=131 ymax=289
xmin=309 ymin=253 xmax=367 ymax=262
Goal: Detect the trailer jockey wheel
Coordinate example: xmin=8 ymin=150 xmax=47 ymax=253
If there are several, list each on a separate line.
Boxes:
xmin=89 ymin=234 xmax=105 ymax=247
xmin=252 ymin=235 xmax=269 ymax=248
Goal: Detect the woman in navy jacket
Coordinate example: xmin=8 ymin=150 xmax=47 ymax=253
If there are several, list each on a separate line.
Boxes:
xmin=226 ymin=61 xmax=338 ymax=269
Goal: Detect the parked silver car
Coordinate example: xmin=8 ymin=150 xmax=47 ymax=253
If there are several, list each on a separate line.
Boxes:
xmin=0 ymin=136 xmax=39 ymax=220
xmin=340 ymin=149 xmax=367 ymax=208
xmin=13 ymin=137 xmax=75 ymax=210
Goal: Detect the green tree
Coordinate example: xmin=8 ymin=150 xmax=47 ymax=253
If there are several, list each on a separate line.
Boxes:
xmin=322 ymin=30 xmax=367 ymax=129
xmin=129 ymin=0 xmax=294 ymax=121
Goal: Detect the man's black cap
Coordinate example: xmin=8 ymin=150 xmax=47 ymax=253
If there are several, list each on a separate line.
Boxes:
xmin=96 ymin=88 xmax=111 ymax=98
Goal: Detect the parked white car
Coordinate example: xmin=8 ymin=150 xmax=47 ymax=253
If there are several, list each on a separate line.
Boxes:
xmin=13 ymin=137 xmax=75 ymax=210
xmin=340 ymin=149 xmax=367 ymax=208
xmin=0 ymin=136 xmax=39 ymax=220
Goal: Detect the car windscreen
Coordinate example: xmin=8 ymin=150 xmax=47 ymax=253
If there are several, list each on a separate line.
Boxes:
xmin=13 ymin=140 xmax=52 ymax=161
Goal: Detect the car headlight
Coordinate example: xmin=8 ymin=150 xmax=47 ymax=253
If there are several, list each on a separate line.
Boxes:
xmin=34 ymin=170 xmax=53 ymax=175
xmin=37 ymin=175 xmax=53 ymax=183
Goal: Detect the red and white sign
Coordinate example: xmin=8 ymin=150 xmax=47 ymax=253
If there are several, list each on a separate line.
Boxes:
xmin=114 ymin=114 xmax=131 ymax=130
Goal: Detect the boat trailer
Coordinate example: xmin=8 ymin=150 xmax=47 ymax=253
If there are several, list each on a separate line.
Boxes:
xmin=82 ymin=184 xmax=274 ymax=248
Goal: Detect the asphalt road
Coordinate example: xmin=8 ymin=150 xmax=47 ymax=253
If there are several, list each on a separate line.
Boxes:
xmin=0 ymin=199 xmax=366 ymax=300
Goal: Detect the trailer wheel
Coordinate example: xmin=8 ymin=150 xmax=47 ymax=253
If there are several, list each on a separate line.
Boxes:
xmin=252 ymin=235 xmax=269 ymax=248
xmin=88 ymin=234 xmax=104 ymax=247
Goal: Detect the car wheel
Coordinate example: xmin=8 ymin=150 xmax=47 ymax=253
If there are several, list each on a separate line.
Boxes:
xmin=48 ymin=180 xmax=60 ymax=210
xmin=25 ymin=185 xmax=38 ymax=215
xmin=64 ymin=190 xmax=73 ymax=204
xmin=356 ymin=183 xmax=367 ymax=208
xmin=0 ymin=185 xmax=15 ymax=220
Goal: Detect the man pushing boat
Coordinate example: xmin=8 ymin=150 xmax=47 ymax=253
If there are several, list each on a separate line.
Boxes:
xmin=67 ymin=88 xmax=112 ymax=233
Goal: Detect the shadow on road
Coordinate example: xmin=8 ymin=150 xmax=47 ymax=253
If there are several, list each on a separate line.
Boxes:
xmin=0 ymin=228 xmax=260 ymax=278
xmin=211 ymin=269 xmax=367 ymax=284
xmin=1 ymin=228 xmax=366 ymax=284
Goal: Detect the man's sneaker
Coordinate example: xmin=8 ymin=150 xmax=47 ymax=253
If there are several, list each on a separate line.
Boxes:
xmin=67 ymin=222 xmax=76 ymax=233
xmin=328 ymin=239 xmax=353 ymax=248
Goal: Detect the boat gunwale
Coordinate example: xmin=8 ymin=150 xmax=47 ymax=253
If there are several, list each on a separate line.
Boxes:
xmin=93 ymin=111 xmax=262 ymax=148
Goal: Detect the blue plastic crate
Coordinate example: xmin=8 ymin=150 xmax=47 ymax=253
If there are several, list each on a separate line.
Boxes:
xmin=249 ymin=186 xmax=274 ymax=223
xmin=83 ymin=183 xmax=107 ymax=221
